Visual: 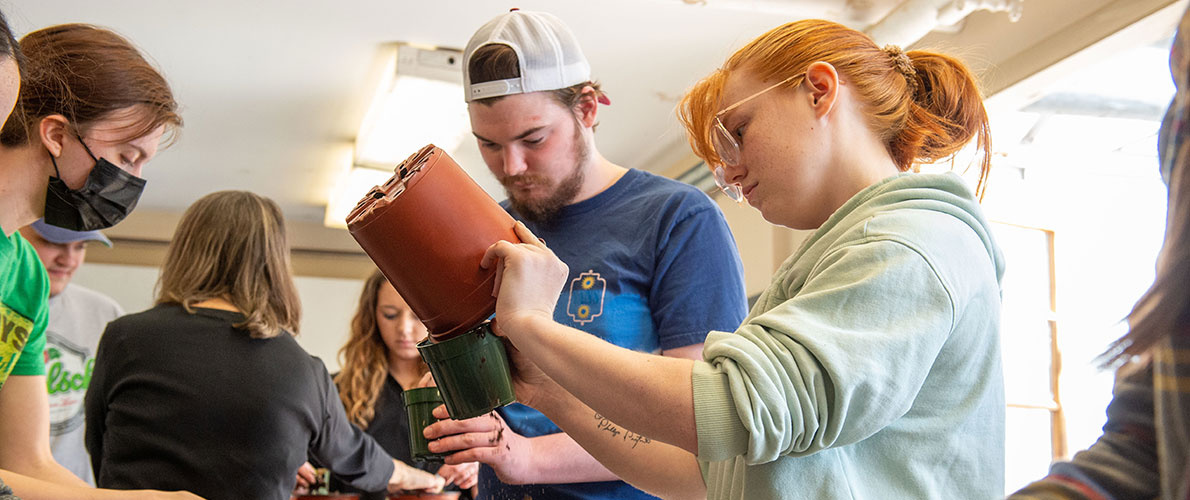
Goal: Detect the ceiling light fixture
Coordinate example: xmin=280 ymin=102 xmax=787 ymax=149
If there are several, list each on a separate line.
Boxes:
xmin=324 ymin=43 xmax=469 ymax=228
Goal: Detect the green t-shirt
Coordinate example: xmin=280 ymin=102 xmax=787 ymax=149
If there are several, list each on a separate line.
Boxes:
xmin=0 ymin=229 xmax=49 ymax=389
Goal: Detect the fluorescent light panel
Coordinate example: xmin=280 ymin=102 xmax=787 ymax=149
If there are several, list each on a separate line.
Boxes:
xmin=324 ymin=43 xmax=469 ymax=228
xmin=355 ymin=75 xmax=469 ymax=167
xmin=323 ymin=166 xmax=395 ymax=229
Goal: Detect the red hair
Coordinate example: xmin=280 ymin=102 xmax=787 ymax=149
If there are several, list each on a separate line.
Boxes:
xmin=678 ymin=19 xmax=991 ymax=198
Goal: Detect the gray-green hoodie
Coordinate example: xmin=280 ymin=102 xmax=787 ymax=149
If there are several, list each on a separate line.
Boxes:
xmin=693 ymin=172 xmax=1006 ymax=499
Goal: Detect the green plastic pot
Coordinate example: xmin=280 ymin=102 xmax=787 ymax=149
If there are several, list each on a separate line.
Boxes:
xmin=417 ymin=322 xmax=516 ymax=420
xmin=403 ymin=387 xmax=447 ymax=463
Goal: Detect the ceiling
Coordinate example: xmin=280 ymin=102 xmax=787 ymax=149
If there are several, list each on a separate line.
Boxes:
xmin=3 ymin=0 xmax=1179 ymax=276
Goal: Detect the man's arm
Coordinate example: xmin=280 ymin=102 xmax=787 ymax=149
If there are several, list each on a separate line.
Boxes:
xmin=662 ymin=343 xmax=704 ymax=361
xmin=431 ymin=419 xmax=621 ymax=485
xmin=0 ymin=375 xmax=88 ymax=486
xmin=426 ymin=383 xmax=704 ymax=500
xmin=514 ymin=433 xmax=617 ymax=484
xmin=425 ymin=343 xmax=704 ymax=485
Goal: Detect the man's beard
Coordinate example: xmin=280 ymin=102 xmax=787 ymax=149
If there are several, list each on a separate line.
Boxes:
xmin=503 ymin=120 xmax=589 ymax=224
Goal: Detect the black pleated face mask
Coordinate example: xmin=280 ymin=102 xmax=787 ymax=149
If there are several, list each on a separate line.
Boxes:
xmin=43 ymin=134 xmax=146 ymax=231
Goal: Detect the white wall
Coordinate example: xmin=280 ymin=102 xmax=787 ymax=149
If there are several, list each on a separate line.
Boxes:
xmin=72 ymin=263 xmax=364 ymax=373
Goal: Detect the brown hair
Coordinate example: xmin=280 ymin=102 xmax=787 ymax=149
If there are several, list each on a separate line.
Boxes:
xmin=1104 ymin=132 xmax=1190 ymax=363
xmin=0 ymin=9 xmax=22 ymax=67
xmin=156 ymin=191 xmax=300 ymax=339
xmin=678 ymin=19 xmax=991 ymax=198
xmin=334 ymin=270 xmax=428 ymax=427
xmin=468 ymin=43 xmax=606 ymax=111
xmin=0 ymin=23 xmax=181 ymax=147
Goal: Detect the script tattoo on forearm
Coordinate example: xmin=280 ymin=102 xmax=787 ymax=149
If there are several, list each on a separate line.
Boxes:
xmin=593 ymin=413 xmax=652 ymax=448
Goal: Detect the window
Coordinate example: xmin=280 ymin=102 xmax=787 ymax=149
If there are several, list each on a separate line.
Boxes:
xmin=976 ymin=18 xmax=1175 ymax=493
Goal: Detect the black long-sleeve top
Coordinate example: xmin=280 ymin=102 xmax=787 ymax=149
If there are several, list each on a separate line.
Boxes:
xmin=322 ymin=375 xmax=470 ymax=500
xmin=85 ymin=304 xmax=394 ymax=500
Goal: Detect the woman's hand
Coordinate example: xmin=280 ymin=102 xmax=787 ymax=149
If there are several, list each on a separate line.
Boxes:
xmin=292 ymin=461 xmax=316 ymax=494
xmin=387 ymin=459 xmax=445 ymax=493
xmin=481 ymin=222 xmax=569 ymax=341
xmin=436 ymin=461 xmax=479 ymax=490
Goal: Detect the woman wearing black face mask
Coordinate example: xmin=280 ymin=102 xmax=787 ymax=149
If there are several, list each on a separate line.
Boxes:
xmin=0 ymin=23 xmax=182 ymax=234
xmin=41 ymin=132 xmax=149 ymax=232
xmin=0 ymin=19 xmax=193 ymax=500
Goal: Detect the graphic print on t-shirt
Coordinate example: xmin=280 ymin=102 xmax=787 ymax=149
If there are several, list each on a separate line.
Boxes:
xmin=0 ymin=303 xmax=34 ymax=386
xmin=45 ymin=332 xmax=92 ymax=434
xmin=566 ymin=269 xmax=606 ymax=325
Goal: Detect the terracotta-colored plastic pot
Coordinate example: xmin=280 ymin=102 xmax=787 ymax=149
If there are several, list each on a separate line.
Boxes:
xmin=347 ymin=144 xmax=517 ymax=342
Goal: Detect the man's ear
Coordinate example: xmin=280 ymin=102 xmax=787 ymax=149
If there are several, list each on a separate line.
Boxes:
xmin=573 ymin=85 xmax=599 ymax=128
xmin=804 ymin=61 xmax=839 ymax=118
xmin=38 ymin=114 xmax=71 ymax=157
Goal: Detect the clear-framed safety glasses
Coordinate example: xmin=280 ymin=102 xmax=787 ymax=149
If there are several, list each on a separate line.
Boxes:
xmin=710 ymin=72 xmax=805 ymax=202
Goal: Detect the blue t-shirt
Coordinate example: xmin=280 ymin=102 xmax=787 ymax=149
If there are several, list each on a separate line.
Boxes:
xmin=480 ymin=169 xmax=748 ymax=500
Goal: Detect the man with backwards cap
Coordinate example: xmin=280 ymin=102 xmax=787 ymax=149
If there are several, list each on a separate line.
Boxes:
xmin=424 ymin=9 xmax=748 ymax=500
xmin=18 ymin=220 xmax=123 ymax=487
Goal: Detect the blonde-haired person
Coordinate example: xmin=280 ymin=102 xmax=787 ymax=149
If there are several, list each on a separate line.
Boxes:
xmin=83 ymin=191 xmax=443 ymax=500
xmin=428 ymin=19 xmax=1005 ymax=500
xmin=295 ymin=270 xmax=477 ymax=499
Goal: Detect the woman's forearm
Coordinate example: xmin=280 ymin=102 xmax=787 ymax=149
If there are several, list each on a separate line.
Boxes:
xmin=533 ymin=380 xmax=706 ymax=500
xmin=1 ymin=469 xmax=119 ymax=500
xmin=508 ymin=314 xmax=699 ymax=453
xmin=15 ymin=458 xmax=88 ymax=488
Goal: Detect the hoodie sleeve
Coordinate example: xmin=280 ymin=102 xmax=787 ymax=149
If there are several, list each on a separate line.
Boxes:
xmin=692 ymin=235 xmax=957 ymax=464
